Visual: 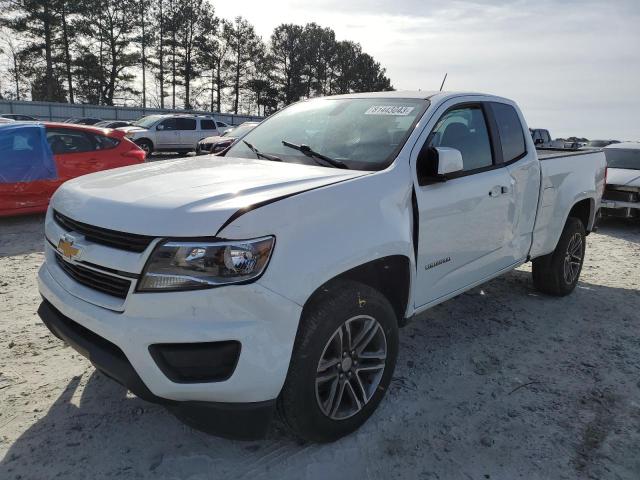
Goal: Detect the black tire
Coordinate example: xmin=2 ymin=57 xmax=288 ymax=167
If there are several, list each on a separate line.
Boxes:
xmin=532 ymin=217 xmax=586 ymax=296
xmin=278 ymin=280 xmax=399 ymax=443
xmin=135 ymin=139 xmax=153 ymax=156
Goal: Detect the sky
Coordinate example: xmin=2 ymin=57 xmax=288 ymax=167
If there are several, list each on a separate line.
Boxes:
xmin=216 ymin=0 xmax=640 ymax=140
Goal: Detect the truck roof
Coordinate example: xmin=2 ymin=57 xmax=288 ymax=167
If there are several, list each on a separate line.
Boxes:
xmin=323 ymin=91 xmax=511 ymax=104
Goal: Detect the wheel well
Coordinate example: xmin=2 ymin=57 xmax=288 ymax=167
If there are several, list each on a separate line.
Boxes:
xmin=304 ymin=256 xmax=411 ymax=326
xmin=135 ymin=138 xmax=153 ymax=148
xmin=568 ymin=198 xmax=593 ymax=232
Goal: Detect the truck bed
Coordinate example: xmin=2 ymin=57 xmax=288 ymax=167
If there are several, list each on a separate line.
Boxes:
xmin=529 ymin=148 xmax=606 ymax=259
xmin=536 ymin=148 xmax=602 ymax=160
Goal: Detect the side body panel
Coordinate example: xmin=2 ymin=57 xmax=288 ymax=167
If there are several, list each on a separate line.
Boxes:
xmin=408 ymin=95 xmax=540 ymax=309
xmin=529 ymin=151 xmax=606 ymax=258
xmin=218 ymin=162 xmax=416 ymax=312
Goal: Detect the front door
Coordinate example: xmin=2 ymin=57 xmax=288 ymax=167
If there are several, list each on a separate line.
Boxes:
xmin=176 ymin=117 xmax=198 ymax=150
xmin=413 ymin=103 xmax=515 ymax=308
xmin=155 ymin=118 xmax=180 ymax=149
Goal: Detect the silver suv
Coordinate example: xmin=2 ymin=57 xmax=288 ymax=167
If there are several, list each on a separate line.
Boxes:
xmin=119 ymin=115 xmax=231 ymax=155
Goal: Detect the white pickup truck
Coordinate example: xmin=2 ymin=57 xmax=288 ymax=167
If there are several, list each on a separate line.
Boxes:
xmin=37 ymin=91 xmax=606 ymax=442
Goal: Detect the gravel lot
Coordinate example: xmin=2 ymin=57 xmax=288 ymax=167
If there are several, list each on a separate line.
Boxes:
xmin=1 ymin=214 xmax=639 ymax=480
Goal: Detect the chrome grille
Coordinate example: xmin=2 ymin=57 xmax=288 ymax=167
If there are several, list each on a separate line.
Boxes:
xmin=53 ymin=210 xmax=154 ymax=253
xmin=54 ymin=254 xmax=132 ymax=299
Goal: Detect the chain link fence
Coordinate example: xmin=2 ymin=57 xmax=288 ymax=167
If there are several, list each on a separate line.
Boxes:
xmin=0 ymin=100 xmax=262 ymax=125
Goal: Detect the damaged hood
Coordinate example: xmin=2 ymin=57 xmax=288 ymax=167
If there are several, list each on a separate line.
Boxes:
xmin=52 ymin=156 xmax=368 ymax=236
xmin=607 ymin=168 xmax=640 ymax=188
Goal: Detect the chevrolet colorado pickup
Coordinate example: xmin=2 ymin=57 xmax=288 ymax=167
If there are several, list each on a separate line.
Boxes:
xmin=37 ymin=91 xmax=606 ymax=442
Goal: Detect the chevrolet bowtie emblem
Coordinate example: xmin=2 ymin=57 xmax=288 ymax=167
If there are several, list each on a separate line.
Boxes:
xmin=57 ymin=235 xmax=81 ymax=259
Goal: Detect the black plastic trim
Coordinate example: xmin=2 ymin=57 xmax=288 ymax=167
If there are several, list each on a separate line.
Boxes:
xmin=149 ymin=341 xmax=241 ymax=383
xmin=411 ymin=187 xmax=419 ymax=262
xmin=37 ymin=300 xmax=276 ymax=439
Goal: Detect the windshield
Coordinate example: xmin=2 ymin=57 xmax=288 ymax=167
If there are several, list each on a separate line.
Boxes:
xmin=225 ymin=97 xmax=428 ymax=170
xmin=228 ymin=124 xmax=256 ymax=138
xmin=134 ymin=115 xmax=164 ymax=128
xmin=605 ymin=149 xmax=640 ymax=170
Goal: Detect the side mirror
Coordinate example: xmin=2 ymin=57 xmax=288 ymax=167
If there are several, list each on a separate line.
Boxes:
xmin=156 ymin=124 xmax=165 ymax=131
xmin=417 ymin=146 xmax=463 ymax=184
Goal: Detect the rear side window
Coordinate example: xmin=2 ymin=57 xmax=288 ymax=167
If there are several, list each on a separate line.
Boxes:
xmin=46 ymin=128 xmax=96 ymax=154
xmin=491 ymin=103 xmax=526 ymax=162
xmin=201 ymin=119 xmax=216 ymax=130
xmin=95 ymin=135 xmax=119 ymax=150
xmin=177 ymin=118 xmax=196 ymax=130
xmin=216 ymin=121 xmax=228 ymax=128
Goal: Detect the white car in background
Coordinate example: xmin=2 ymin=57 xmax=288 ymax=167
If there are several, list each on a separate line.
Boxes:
xmin=118 ymin=115 xmax=232 ymax=155
xmin=601 ymin=142 xmax=640 ymax=219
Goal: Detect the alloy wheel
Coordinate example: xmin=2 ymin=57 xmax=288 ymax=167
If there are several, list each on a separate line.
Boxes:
xmin=315 ymin=315 xmax=387 ymax=420
xmin=563 ymin=232 xmax=583 ymax=284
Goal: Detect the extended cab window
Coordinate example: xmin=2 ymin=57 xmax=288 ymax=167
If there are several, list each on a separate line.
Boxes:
xmin=201 ymin=119 xmax=216 ymax=130
xmin=490 ymin=103 xmax=526 ymax=162
xmin=427 ymin=106 xmax=493 ymax=171
xmin=46 ymin=128 xmax=96 ymax=154
xmin=177 ymin=118 xmax=196 ymax=130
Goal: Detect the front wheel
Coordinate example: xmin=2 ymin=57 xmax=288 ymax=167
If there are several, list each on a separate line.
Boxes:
xmin=532 ymin=217 xmax=586 ymax=296
xmin=278 ymin=280 xmax=399 ymax=442
xmin=135 ymin=139 xmax=153 ymax=156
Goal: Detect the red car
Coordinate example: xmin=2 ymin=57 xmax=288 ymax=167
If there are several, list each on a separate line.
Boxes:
xmin=0 ymin=122 xmax=146 ymax=217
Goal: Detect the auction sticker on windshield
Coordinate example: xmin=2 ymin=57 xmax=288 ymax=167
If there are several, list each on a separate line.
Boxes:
xmin=365 ymin=105 xmax=415 ymax=116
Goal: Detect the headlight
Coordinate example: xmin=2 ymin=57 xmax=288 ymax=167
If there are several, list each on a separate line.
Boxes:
xmin=125 ymin=132 xmax=136 ymax=138
xmin=138 ymin=236 xmax=275 ymax=291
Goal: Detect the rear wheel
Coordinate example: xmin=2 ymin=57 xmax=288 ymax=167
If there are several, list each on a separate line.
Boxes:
xmin=278 ymin=280 xmax=398 ymax=442
xmin=532 ymin=217 xmax=586 ymax=296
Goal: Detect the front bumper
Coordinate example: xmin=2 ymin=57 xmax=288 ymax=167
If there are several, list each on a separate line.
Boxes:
xmin=601 ymin=187 xmax=639 ymax=218
xmin=37 ymin=257 xmax=302 ymax=404
xmin=38 ymin=300 xmax=276 ymax=439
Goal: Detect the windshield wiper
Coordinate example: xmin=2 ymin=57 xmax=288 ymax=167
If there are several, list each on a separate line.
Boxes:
xmin=243 ymin=140 xmax=282 ymax=162
xmin=281 ymin=140 xmax=348 ymax=169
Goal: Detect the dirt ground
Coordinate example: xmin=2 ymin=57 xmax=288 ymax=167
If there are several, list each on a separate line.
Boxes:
xmin=0 ymin=214 xmax=639 ymax=480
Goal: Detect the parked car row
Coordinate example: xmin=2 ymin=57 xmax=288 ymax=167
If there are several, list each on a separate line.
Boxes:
xmin=196 ymin=121 xmax=259 ymax=154
xmin=119 ymin=114 xmax=233 ymax=155
xmin=0 ymin=122 xmax=146 ymax=216
xmin=528 ymin=128 xmax=638 ymax=219
xmin=1 ymin=113 xmax=238 ymax=155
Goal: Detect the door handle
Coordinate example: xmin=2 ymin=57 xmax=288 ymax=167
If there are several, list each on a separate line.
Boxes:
xmin=489 ymin=186 xmax=502 ymax=197
xmin=489 ymin=185 xmax=510 ymax=197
